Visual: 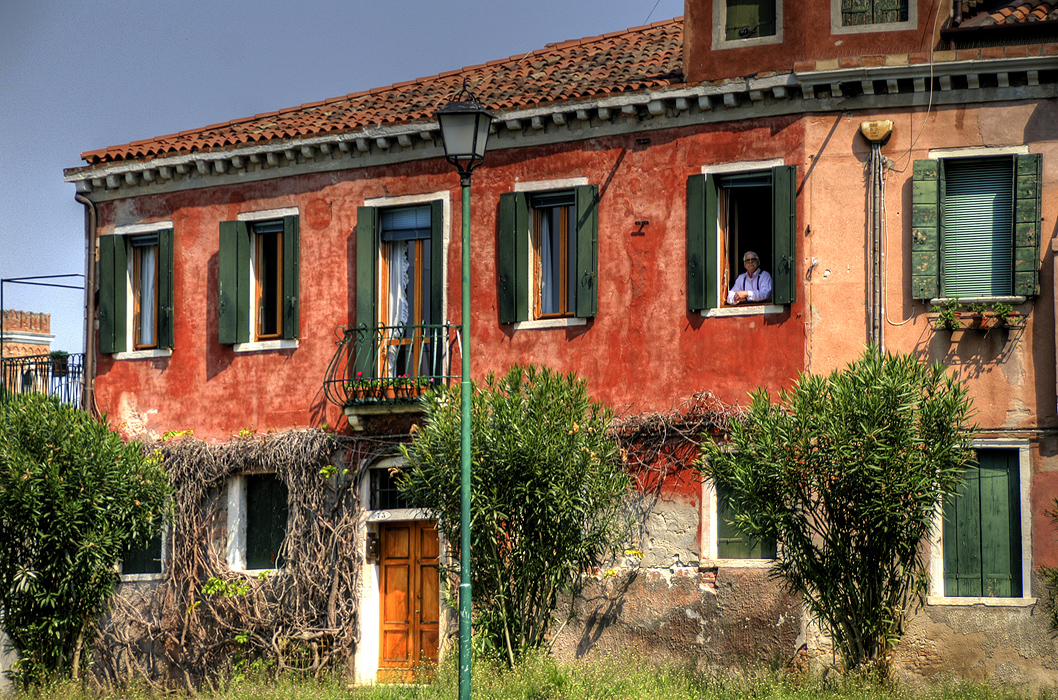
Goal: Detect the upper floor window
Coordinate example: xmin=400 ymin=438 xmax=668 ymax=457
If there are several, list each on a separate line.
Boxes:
xmin=98 ymin=226 xmax=174 ymax=357
xmin=498 ymin=185 xmax=599 ymax=325
xmin=356 ymin=200 xmax=444 ymax=378
xmin=686 ymin=164 xmax=797 ymax=314
xmin=218 ymin=212 xmax=300 ymax=346
xmin=911 ymin=154 xmax=1041 ymax=300
xmin=726 ymin=0 xmax=776 ymax=39
xmin=840 ymin=0 xmax=908 ymax=25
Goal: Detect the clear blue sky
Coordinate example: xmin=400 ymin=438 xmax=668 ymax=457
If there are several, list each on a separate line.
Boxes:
xmin=0 ymin=0 xmax=684 ymax=354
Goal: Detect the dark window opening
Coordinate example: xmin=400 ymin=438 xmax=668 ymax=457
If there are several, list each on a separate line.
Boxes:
xmin=371 ymin=467 xmax=410 ymax=511
xmin=254 ymin=220 xmax=284 ymax=340
xmin=720 ymin=177 xmax=772 ymax=304
xmin=246 ymin=473 xmax=288 ymax=569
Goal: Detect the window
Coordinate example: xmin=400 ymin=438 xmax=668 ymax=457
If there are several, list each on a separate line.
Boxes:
xmin=942 ymin=449 xmax=1023 ymax=598
xmin=227 ymin=473 xmax=289 ymax=571
xmin=121 ymin=531 xmax=165 ymax=578
xmin=726 ymin=0 xmax=776 ymax=39
xmin=356 ymin=201 xmax=444 ymax=378
xmin=497 ymin=185 xmax=599 ymax=324
xmin=840 ymin=0 xmax=908 ymax=25
xmin=686 ymin=165 xmax=797 ymax=313
xmin=218 ymin=213 xmax=299 ymax=345
xmin=911 ymin=154 xmax=1041 ymax=300
xmin=370 ymin=466 xmax=410 ymax=511
xmin=98 ymin=228 xmax=174 ymax=355
xmin=716 ymin=486 xmax=775 ymax=560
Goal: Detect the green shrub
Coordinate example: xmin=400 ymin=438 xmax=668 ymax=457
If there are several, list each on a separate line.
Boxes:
xmin=0 ymin=393 xmax=171 ymax=686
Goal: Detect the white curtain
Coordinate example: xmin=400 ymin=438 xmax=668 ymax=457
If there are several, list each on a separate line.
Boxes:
xmin=540 ymin=213 xmax=556 ymax=314
xmin=138 ymin=246 xmax=156 ymax=346
xmin=385 ymin=241 xmax=411 ymax=376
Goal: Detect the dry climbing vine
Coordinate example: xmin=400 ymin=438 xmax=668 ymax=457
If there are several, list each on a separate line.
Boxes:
xmin=92 ymin=428 xmax=361 ymax=690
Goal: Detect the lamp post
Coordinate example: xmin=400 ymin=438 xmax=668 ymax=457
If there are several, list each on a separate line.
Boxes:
xmin=435 ymin=83 xmax=494 ymax=700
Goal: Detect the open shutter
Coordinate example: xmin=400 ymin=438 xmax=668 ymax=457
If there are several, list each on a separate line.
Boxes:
xmin=911 ymin=160 xmax=940 ymax=300
xmin=429 ymin=200 xmax=445 ymax=324
xmin=218 ymin=220 xmax=250 ymax=344
xmin=771 ymin=165 xmax=797 ymax=305
xmin=686 ymin=174 xmax=708 ymax=312
xmin=157 ymin=228 xmax=175 ymax=349
xmin=98 ymin=235 xmax=127 ymax=354
xmin=281 ymin=215 xmax=299 ymax=339
xmin=574 ymin=184 xmax=599 ymax=318
xmin=1013 ymin=154 xmax=1042 ymax=297
xmin=497 ymin=192 xmax=529 ymax=324
xmin=356 ymin=207 xmax=379 ymax=331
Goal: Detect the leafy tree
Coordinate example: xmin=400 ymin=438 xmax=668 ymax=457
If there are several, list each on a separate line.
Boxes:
xmin=1039 ymin=499 xmax=1058 ymax=631
xmin=698 ymin=349 xmax=975 ymax=674
xmin=398 ymin=365 xmax=629 ymax=666
xmin=0 ymin=393 xmax=171 ymax=686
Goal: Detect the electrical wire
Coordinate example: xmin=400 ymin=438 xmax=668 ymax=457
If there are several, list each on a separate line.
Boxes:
xmin=643 ymin=0 xmax=664 ymax=25
xmin=890 ymin=0 xmax=945 ymax=174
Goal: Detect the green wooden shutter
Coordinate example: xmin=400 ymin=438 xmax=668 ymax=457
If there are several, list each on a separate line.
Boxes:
xmin=356 ymin=206 xmax=379 ymax=333
xmin=281 ymin=215 xmax=299 ymax=339
xmin=911 ymin=160 xmax=940 ymax=300
xmin=876 ymin=0 xmax=908 ymax=22
xmin=157 ymin=228 xmax=175 ymax=349
xmin=574 ymin=184 xmax=599 ymax=319
xmin=941 ymin=158 xmax=1014 ymax=297
xmin=1013 ymin=154 xmax=1042 ymax=297
xmin=686 ymin=174 xmax=708 ymax=312
xmin=944 ymin=449 xmax=1021 ymax=598
xmin=498 ymin=192 xmax=530 ymax=324
xmin=218 ymin=220 xmax=250 ymax=344
xmin=717 ymin=486 xmax=776 ymax=559
xmin=122 ymin=533 xmax=162 ymax=575
xmin=97 ymin=235 xmax=127 ymax=354
xmin=430 ymin=200 xmax=445 ymax=324
xmin=245 ymin=474 xmax=288 ymax=570
xmin=705 ymin=175 xmax=720 ymax=310
xmin=841 ymin=0 xmax=871 ymax=25
xmin=771 ymin=165 xmax=797 ymax=305
xmin=726 ymin=0 xmax=776 ymax=39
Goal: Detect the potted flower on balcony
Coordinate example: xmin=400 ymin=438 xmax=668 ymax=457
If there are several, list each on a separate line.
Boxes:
xmin=50 ymin=350 xmax=69 ymax=377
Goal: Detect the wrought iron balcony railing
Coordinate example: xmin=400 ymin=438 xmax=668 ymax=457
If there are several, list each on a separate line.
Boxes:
xmin=1 ymin=353 xmax=84 ymax=407
xmin=323 ymin=323 xmax=460 ymax=408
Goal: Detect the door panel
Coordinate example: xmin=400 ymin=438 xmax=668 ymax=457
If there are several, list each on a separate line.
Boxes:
xmin=379 ymin=521 xmax=440 ymax=681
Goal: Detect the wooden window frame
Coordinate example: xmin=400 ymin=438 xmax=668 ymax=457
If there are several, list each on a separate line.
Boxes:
xmin=131 ymin=238 xmax=159 ymax=350
xmin=531 ymin=202 xmax=576 ymax=320
xmin=253 ymin=223 xmax=284 ymax=341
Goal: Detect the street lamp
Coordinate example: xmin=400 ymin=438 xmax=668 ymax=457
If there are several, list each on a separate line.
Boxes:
xmin=435 ymin=82 xmax=494 ymax=700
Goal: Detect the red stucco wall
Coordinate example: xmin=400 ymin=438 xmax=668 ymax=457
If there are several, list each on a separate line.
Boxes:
xmin=92 ymin=118 xmax=808 ymax=440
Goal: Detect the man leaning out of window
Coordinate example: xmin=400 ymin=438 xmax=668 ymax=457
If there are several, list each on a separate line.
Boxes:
xmin=727 ymin=251 xmax=772 ymax=305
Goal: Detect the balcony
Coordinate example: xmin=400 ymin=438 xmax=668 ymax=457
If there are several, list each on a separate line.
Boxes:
xmin=323 ymin=324 xmax=460 ymax=420
xmin=1 ymin=353 xmax=84 ymax=407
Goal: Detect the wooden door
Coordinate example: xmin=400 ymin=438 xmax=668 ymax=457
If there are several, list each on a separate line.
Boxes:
xmin=379 ymin=521 xmax=439 ymax=680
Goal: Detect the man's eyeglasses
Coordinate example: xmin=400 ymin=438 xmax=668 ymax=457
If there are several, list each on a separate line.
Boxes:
xmin=743 ymin=257 xmax=759 ymax=262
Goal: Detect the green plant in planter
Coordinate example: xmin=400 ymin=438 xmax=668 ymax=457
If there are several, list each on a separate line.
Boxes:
xmin=992 ymin=302 xmax=1014 ymax=322
xmin=966 ymin=302 xmax=987 ymax=315
xmin=935 ymin=298 xmax=961 ymax=330
xmin=48 ymin=350 xmax=69 ymax=376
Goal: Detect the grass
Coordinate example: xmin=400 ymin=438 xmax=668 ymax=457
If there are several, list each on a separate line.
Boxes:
xmin=13 ymin=654 xmax=1054 ymax=700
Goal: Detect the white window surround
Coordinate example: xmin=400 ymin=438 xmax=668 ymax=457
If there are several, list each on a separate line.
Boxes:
xmin=830 ymin=0 xmax=917 ymax=35
xmin=112 ymin=221 xmax=174 ymax=360
xmin=712 ymin=0 xmax=784 ymax=50
xmin=927 ymin=146 xmax=1030 ymax=159
xmin=927 ymin=439 xmax=1035 ymax=606
xmin=232 ymin=208 xmax=299 ymax=354
xmin=512 ymin=178 xmax=591 ymax=331
xmin=700 ymin=479 xmax=772 ymax=568
xmin=699 ymin=160 xmax=786 ymax=319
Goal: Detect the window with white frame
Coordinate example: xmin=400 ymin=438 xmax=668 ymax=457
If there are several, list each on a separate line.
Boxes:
xmin=227 ymin=473 xmax=289 ymax=571
xmin=498 ymin=182 xmax=599 ymax=326
xmin=703 ymin=480 xmax=775 ymax=562
xmin=98 ymin=225 xmax=174 ymax=356
xmin=713 ymin=0 xmax=782 ymax=48
xmin=931 ymin=443 xmax=1034 ymax=603
xmin=686 ymin=162 xmax=797 ymax=315
xmin=120 ymin=527 xmax=167 ymax=580
xmin=218 ymin=210 xmax=300 ymax=348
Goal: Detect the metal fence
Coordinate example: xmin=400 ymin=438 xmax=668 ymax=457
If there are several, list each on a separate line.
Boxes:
xmin=0 ymin=353 xmax=84 ymax=407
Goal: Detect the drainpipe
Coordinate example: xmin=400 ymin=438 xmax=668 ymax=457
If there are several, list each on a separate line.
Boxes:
xmin=75 ymin=193 xmax=98 ymax=415
xmin=859 ymin=121 xmax=894 ymax=353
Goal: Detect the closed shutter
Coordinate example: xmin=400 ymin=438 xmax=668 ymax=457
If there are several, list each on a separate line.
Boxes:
xmin=717 ymin=486 xmax=775 ymax=559
xmin=98 ymin=235 xmax=127 ymax=354
xmin=842 ymin=0 xmax=907 ymax=25
xmin=157 ymin=229 xmax=175 ymax=349
xmin=1013 ymin=154 xmax=1042 ymax=297
xmin=941 ymin=158 xmax=1013 ymax=298
xmin=429 ymin=200 xmax=445 ymax=325
xmin=497 ymin=192 xmax=530 ymax=324
xmin=943 ymin=449 xmax=1021 ymax=597
xmin=574 ymin=184 xmax=599 ymax=319
xmin=281 ymin=215 xmax=299 ymax=340
xmin=726 ymin=0 xmax=776 ymax=39
xmin=771 ymin=165 xmax=797 ymax=305
xmin=245 ymin=474 xmax=288 ymax=570
xmin=218 ymin=221 xmax=250 ymax=344
xmin=686 ymin=174 xmax=708 ymax=312
xmin=911 ymin=160 xmax=940 ymax=300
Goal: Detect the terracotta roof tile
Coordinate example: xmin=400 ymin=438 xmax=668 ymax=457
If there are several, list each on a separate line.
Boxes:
xmin=77 ymin=18 xmax=684 ymax=165
xmin=961 ymin=0 xmax=1058 ymax=25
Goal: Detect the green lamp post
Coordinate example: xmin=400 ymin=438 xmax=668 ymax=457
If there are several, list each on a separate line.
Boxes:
xmin=435 ymin=83 xmax=494 ymax=700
